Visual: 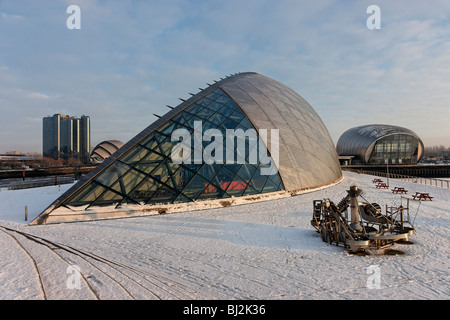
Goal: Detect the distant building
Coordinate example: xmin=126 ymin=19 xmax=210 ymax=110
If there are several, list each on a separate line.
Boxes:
xmin=43 ymin=114 xmax=91 ymax=163
xmin=336 ymin=124 xmax=424 ymax=165
xmin=90 ymin=140 xmax=124 ymax=163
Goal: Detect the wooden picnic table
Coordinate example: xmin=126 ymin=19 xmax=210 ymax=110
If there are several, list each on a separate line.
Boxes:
xmin=372 ymin=178 xmax=383 ymax=183
xmin=376 ymin=182 xmax=389 ymax=189
xmin=412 ymin=192 xmax=433 ymax=201
xmin=392 ymin=187 xmax=408 ymax=194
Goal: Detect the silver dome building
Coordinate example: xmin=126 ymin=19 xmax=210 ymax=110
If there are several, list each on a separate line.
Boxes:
xmin=90 ymin=140 xmax=124 ymax=163
xmin=336 ymin=124 xmax=424 ymax=165
xmin=32 ymin=72 xmax=342 ymax=224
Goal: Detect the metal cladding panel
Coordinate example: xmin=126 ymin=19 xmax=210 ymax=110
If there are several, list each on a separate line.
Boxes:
xmin=220 ymin=73 xmax=342 ymax=191
xmin=336 ymin=129 xmax=374 ymax=161
xmin=90 ymin=140 xmax=125 ymax=161
xmin=91 ymin=148 xmax=110 ymax=159
xmin=336 ymin=124 xmax=425 ymax=163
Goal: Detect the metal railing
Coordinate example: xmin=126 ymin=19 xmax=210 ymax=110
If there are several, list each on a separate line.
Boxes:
xmin=7 ymin=176 xmax=75 ymax=190
xmin=343 ymin=168 xmax=450 ymax=189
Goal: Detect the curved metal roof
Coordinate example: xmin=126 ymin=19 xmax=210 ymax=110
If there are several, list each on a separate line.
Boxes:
xmin=336 ymin=124 xmax=424 ymax=162
xmin=220 ymin=73 xmax=342 ymax=191
xmin=90 ymin=140 xmax=124 ymax=162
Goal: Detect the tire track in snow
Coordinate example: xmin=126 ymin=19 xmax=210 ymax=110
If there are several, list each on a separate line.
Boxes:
xmin=0 ymin=224 xmax=202 ymax=299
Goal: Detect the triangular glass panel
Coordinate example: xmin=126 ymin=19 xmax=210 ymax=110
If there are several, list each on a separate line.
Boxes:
xmin=207 ymin=112 xmax=226 ymax=126
xmin=217 ymin=106 xmax=234 ymax=117
xmin=228 ymin=109 xmax=246 ymax=123
xmin=147 ymin=185 xmax=178 ymax=204
xmin=184 ymin=115 xmax=204 ymax=130
xmin=242 ymin=184 xmax=259 ymax=196
xmin=196 ymin=106 xmax=217 ymax=120
xmin=237 ymin=117 xmax=253 ymax=130
xmin=225 ymin=174 xmax=248 ymax=197
xmin=138 ymin=132 xmax=165 ymax=150
xmin=65 ymin=182 xmax=107 ymax=207
xmin=205 ymin=89 xmax=224 ymax=101
xmin=178 ymin=165 xmax=198 ymax=189
xmin=249 ymin=167 xmax=269 ymax=192
xmin=196 ymin=163 xmax=221 ymax=181
xmin=261 ymin=176 xmax=280 ymax=193
xmin=206 ymin=101 xmax=225 ymax=112
xmin=195 ymin=97 xmax=214 ymax=108
xmin=120 ymin=145 xmax=151 ymax=166
xmin=196 ymin=182 xmax=226 ymax=200
xmin=94 ymin=161 xmax=130 ymax=187
xmin=185 ymin=103 xmax=205 ymax=116
xmin=134 ymin=150 xmax=164 ymax=174
xmin=88 ymin=189 xmax=124 ymax=208
xmin=127 ymin=176 xmax=161 ymax=204
xmin=157 ymin=120 xmax=184 ymax=136
xmin=202 ymin=119 xmax=220 ymax=133
xmin=110 ymin=168 xmax=147 ymax=196
xmin=150 ymin=158 xmax=176 ymax=182
xmin=171 ymin=111 xmax=195 ymax=125
xmin=214 ymin=95 xmax=231 ymax=105
xmin=220 ymin=118 xmax=239 ymax=130
xmin=236 ymin=164 xmax=257 ymax=182
xmin=214 ymin=166 xmax=238 ymax=192
xmin=155 ymin=136 xmax=176 ymax=157
xmin=224 ymin=100 xmax=239 ymax=111
xmin=173 ymin=193 xmax=191 ymax=203
xmin=180 ymin=173 xmax=210 ymax=200
xmin=267 ymin=172 xmax=282 ymax=190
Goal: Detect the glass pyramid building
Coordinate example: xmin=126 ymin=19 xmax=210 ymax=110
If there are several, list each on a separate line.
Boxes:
xmin=32 ymin=72 xmax=342 ymax=224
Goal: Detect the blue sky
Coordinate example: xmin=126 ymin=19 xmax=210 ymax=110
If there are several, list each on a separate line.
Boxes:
xmin=1 ymin=0 xmax=449 ymax=153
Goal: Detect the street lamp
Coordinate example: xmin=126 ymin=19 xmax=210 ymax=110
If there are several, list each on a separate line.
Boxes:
xmin=385 ymin=153 xmax=390 ymax=187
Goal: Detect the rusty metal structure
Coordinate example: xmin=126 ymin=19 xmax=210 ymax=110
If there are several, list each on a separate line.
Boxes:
xmin=311 ymin=184 xmax=415 ymax=254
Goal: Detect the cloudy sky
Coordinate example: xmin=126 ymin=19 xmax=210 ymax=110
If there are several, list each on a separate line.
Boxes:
xmin=1 ymin=0 xmax=449 ymax=153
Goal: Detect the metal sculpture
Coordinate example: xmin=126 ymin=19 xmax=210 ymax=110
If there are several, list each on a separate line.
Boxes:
xmin=311 ymin=185 xmax=415 ymax=254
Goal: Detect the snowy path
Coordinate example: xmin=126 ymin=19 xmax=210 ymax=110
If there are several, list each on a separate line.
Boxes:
xmin=0 ymin=171 xmax=449 ymax=300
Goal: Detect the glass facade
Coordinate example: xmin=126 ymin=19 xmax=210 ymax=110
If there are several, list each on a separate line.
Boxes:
xmin=368 ymin=134 xmax=420 ymax=165
xmin=62 ymin=88 xmax=284 ymax=209
xmin=336 ymin=124 xmax=424 ymax=166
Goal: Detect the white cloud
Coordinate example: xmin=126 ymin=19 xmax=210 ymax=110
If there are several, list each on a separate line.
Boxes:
xmin=0 ymin=11 xmax=23 ymax=20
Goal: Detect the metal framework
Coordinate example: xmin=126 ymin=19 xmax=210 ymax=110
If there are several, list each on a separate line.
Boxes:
xmin=311 ymin=185 xmax=415 ymax=254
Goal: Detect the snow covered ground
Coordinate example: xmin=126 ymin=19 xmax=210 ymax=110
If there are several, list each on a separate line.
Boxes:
xmin=0 ymin=171 xmax=448 ymax=300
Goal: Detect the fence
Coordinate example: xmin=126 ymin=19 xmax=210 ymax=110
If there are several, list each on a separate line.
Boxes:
xmin=343 ymin=168 xmax=450 ymax=189
xmin=7 ymin=176 xmax=75 ymax=191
